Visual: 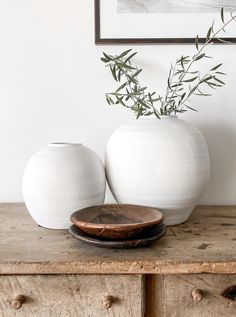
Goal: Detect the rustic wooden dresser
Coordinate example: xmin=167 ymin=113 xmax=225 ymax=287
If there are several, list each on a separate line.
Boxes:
xmin=1 ymin=204 xmax=236 ymax=317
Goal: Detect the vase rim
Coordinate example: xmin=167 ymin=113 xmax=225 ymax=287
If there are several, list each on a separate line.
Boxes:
xmin=48 ymin=143 xmax=82 ymax=147
xmin=160 ymin=115 xmax=178 ymax=119
xmin=139 ymin=115 xmax=178 ymax=120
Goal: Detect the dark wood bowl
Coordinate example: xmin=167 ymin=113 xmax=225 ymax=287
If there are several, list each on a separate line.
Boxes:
xmin=69 ymin=224 xmax=166 ymax=249
xmin=70 ymin=204 xmax=164 ymax=240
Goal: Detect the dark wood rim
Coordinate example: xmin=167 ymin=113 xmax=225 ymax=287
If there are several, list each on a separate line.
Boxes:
xmin=70 ymin=204 xmax=164 ymax=230
xmin=94 ymin=0 xmax=236 ymax=45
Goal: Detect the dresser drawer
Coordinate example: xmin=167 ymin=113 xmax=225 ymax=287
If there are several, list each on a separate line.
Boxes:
xmin=0 ymin=275 xmax=144 ymax=317
xmin=149 ymin=274 xmax=236 ymax=317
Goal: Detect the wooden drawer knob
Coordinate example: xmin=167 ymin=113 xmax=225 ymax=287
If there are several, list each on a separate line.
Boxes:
xmin=191 ymin=288 xmax=203 ymax=302
xmin=11 ymin=295 xmax=25 ymax=309
xmin=103 ymin=295 xmax=113 ymax=309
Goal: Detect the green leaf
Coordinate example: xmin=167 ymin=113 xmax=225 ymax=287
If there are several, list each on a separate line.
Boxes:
xmin=181 ymin=93 xmax=186 ymax=101
xmin=153 ymin=109 xmax=160 ymax=119
xmin=139 ymin=100 xmax=150 ymax=108
xmin=123 ymin=64 xmax=136 ymax=70
xmin=152 ymin=96 xmax=163 ymax=102
xmin=188 ymin=86 xmax=198 ymax=96
xmin=101 ymin=57 xmax=109 ymax=63
xmin=171 ymin=83 xmax=183 ymax=88
xmin=118 ymin=49 xmax=132 ymax=59
xmin=176 ymin=108 xmax=187 ymax=113
xmin=116 ymin=95 xmax=126 ymax=106
xmin=183 ymin=76 xmax=198 ymax=83
xmin=103 ymin=52 xmax=112 ymax=61
xmin=221 ymin=7 xmax=225 ymax=23
xmin=202 ymin=75 xmax=213 ymax=82
xmin=217 ymin=38 xmax=232 ymax=44
xmin=136 ymin=108 xmax=143 ymax=119
xmin=110 ymin=65 xmax=118 ymax=81
xmin=124 ymin=52 xmax=137 ymax=64
xmin=211 ymin=19 xmax=215 ymax=33
xmin=185 ymin=105 xmax=198 ymax=112
xmin=180 ymin=56 xmax=185 ymax=69
xmin=127 ymin=75 xmax=138 ymax=84
xmin=133 ymin=69 xmax=142 ymax=77
xmin=214 ymin=77 xmax=225 ymax=85
xmin=106 ymin=96 xmax=111 ymax=105
xmin=195 ymin=35 xmax=199 ymax=50
xmin=116 ymin=82 xmax=127 ymax=92
xmin=118 ymin=70 xmax=122 ymax=81
xmin=177 ymin=56 xmax=190 ymax=63
xmin=210 ymin=63 xmax=222 ymax=71
xmin=194 ymin=53 xmax=206 ymax=61
xmin=206 ymin=27 xmax=212 ymax=41
xmin=167 ymin=77 xmax=171 ymax=90
xmin=117 ymin=63 xmax=136 ymax=70
xmin=129 ymin=92 xmax=142 ymax=96
xmin=175 ymin=70 xmax=184 ymax=75
xmin=106 ymin=95 xmax=114 ymax=105
xmin=216 ymin=71 xmax=226 ymax=75
xmin=207 ymin=82 xmax=220 ymax=87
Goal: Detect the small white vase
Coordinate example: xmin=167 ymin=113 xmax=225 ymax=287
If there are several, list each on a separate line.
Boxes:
xmin=105 ymin=116 xmax=210 ymax=225
xmin=22 ymin=143 xmax=106 ymax=229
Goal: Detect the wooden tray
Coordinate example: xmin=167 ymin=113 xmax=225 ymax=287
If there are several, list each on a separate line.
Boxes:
xmin=70 ymin=204 xmax=164 ymax=240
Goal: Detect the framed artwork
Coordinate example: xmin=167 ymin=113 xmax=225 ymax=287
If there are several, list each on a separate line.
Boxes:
xmin=95 ymin=0 xmax=236 ymax=44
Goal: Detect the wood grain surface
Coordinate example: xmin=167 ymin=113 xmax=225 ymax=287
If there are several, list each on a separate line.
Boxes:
xmin=1 ymin=204 xmax=236 ymax=274
xmin=70 ymin=204 xmax=164 ymax=240
xmin=146 ymin=274 xmax=236 ymax=317
xmin=0 ymin=275 xmax=144 ymax=317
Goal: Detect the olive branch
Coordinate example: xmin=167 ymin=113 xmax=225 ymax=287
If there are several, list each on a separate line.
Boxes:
xmin=101 ymin=8 xmax=236 ymax=119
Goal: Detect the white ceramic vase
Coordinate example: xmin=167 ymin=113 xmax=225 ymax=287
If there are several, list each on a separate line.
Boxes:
xmin=106 ymin=116 xmax=210 ymax=225
xmin=22 ymin=143 xmax=106 ymax=229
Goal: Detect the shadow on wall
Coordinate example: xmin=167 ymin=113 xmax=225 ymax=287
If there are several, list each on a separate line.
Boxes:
xmin=199 ymin=123 xmax=236 ymax=205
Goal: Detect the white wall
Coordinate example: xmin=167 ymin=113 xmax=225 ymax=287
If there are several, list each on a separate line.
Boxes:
xmin=0 ymin=0 xmax=236 ymax=204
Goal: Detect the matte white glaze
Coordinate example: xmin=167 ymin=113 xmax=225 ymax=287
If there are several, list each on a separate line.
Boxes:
xmin=22 ymin=143 xmax=106 ymax=229
xmin=105 ymin=117 xmax=210 ymax=225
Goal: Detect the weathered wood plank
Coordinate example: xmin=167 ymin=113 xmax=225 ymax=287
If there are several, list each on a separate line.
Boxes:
xmin=1 ymin=204 xmax=236 ymax=274
xmin=149 ymin=274 xmax=236 ymax=317
xmin=145 ymin=275 xmax=164 ymax=317
xmin=0 ymin=275 xmax=144 ymax=317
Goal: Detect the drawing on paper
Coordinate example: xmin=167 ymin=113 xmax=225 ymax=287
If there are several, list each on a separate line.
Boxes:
xmin=117 ymin=0 xmax=236 ymax=13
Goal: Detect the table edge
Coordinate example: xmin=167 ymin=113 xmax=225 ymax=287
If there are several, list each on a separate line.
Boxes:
xmin=1 ymin=261 xmax=236 ymax=275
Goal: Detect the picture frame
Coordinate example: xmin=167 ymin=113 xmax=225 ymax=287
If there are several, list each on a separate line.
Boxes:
xmin=95 ymin=0 xmax=236 ymax=45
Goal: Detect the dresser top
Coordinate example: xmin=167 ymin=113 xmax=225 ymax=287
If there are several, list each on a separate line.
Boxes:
xmin=1 ymin=204 xmax=236 ymax=275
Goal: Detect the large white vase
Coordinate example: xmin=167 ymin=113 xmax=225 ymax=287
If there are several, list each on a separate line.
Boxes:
xmin=106 ymin=116 xmax=210 ymax=225
xmin=22 ymin=143 xmax=106 ymax=229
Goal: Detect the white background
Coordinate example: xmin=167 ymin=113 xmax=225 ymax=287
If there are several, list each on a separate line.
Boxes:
xmin=0 ymin=0 xmax=236 ymax=204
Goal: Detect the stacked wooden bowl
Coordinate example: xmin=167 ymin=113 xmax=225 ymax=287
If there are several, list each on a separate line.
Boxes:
xmin=69 ymin=204 xmax=166 ymax=249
